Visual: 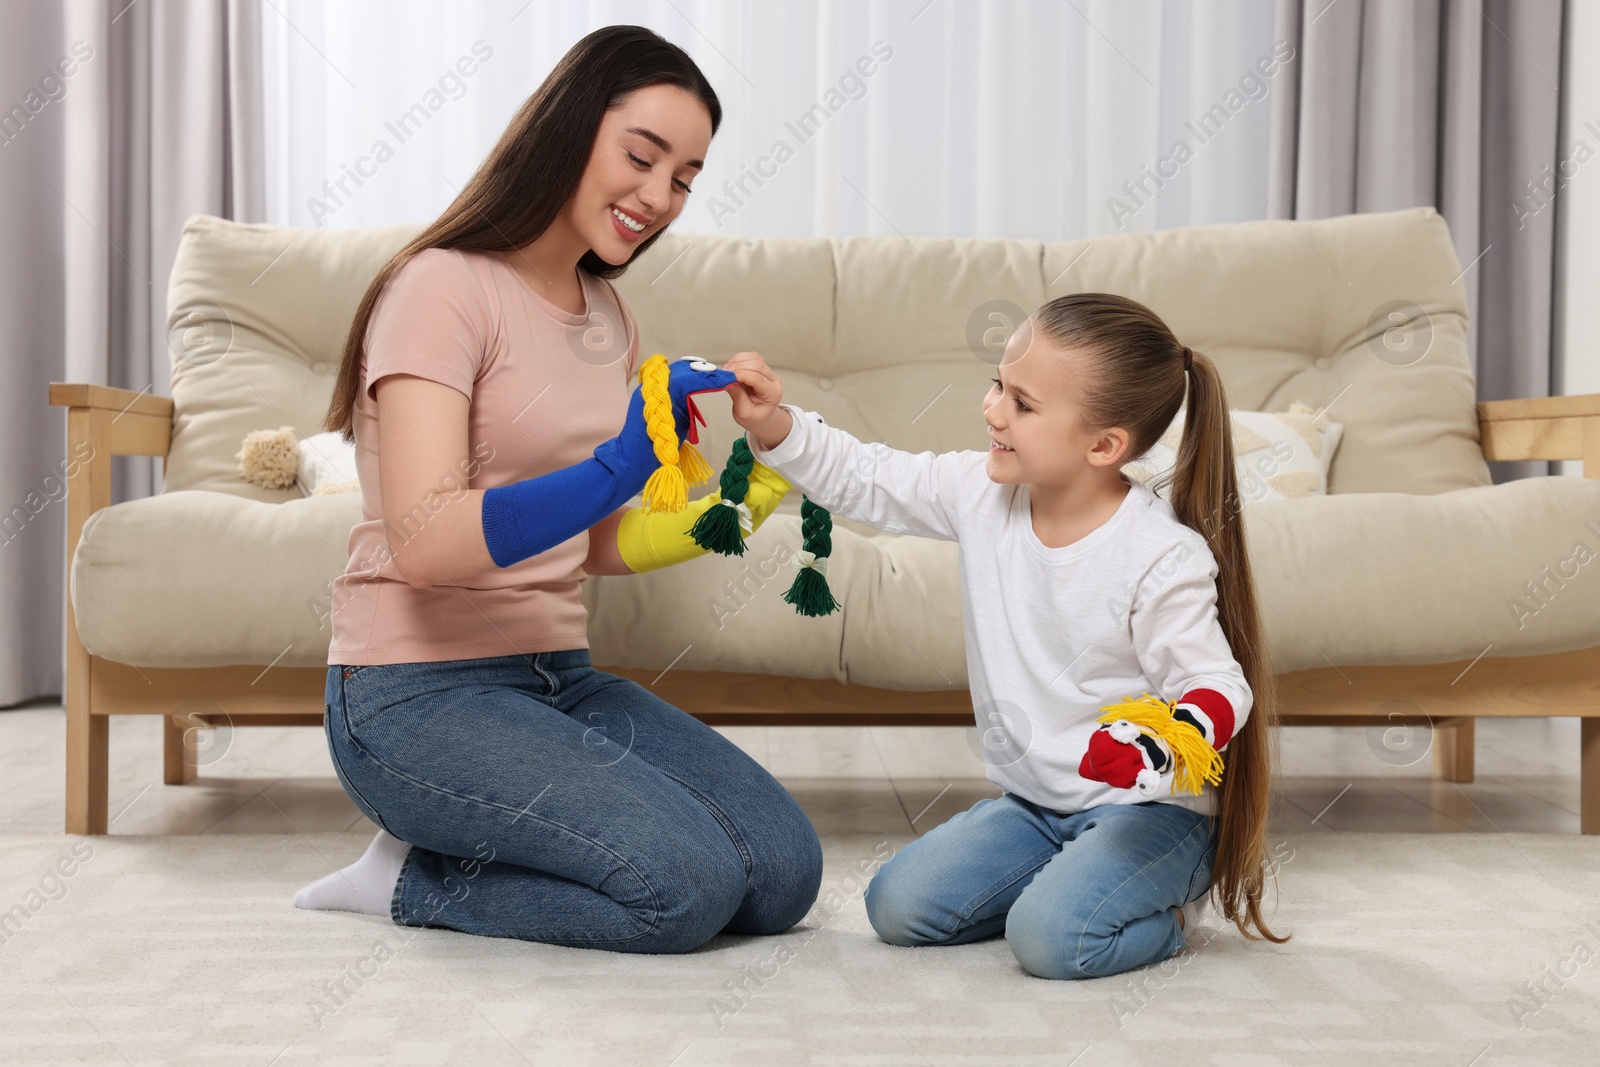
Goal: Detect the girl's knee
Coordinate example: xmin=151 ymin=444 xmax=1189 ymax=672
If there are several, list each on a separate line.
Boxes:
xmin=863 ymin=875 xmax=915 ymax=946
xmin=1006 ymin=895 xmax=1178 ymax=980
xmin=864 ymin=864 xmax=948 ymax=947
xmin=1008 ymin=938 xmax=1096 ymax=980
xmin=1004 ymin=894 xmax=1099 ymax=980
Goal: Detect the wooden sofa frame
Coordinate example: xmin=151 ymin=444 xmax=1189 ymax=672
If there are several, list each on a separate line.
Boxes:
xmin=47 ymin=382 xmax=1600 ymax=834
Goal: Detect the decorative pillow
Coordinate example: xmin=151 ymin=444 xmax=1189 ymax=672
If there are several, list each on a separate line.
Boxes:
xmin=290 ymin=431 xmax=359 ymax=496
xmin=1124 ymin=401 xmax=1344 ymax=503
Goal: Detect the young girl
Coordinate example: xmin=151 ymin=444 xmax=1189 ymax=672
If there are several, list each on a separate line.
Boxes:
xmin=724 ymin=293 xmax=1290 ymax=979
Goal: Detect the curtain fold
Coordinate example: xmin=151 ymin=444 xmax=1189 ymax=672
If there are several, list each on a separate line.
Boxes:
xmin=0 ymin=0 xmax=263 ymax=707
xmin=260 ymin=0 xmax=1283 ymax=240
xmin=1269 ymin=0 xmax=1566 ymax=483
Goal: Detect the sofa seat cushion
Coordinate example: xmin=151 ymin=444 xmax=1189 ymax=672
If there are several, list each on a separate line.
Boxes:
xmin=72 ymin=478 xmax=1600 ymax=679
xmin=582 ymin=513 xmax=966 ymax=690
xmin=1243 ymin=475 xmax=1600 ymax=674
xmin=72 ymin=491 xmax=360 ymax=668
xmin=586 ymin=477 xmax=1600 ymax=684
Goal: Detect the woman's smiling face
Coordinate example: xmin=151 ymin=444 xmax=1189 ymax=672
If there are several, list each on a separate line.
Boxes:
xmin=566 ymin=83 xmax=714 ymax=266
xmin=982 ymin=318 xmax=1129 ymax=486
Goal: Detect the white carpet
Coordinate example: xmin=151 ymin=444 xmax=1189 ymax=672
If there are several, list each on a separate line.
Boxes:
xmin=2 ymin=829 xmax=1596 ymax=1065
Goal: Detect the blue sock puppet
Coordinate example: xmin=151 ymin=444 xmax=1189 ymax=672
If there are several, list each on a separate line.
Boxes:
xmin=481 ymin=356 xmax=736 ymax=569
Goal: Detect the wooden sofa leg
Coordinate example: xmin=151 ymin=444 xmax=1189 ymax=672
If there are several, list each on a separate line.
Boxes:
xmin=66 ymin=706 xmax=108 ymax=835
xmin=1583 ymin=719 xmax=1600 ymax=836
xmin=163 ymin=714 xmax=198 ymax=785
xmin=1431 ymin=718 xmax=1475 ymax=783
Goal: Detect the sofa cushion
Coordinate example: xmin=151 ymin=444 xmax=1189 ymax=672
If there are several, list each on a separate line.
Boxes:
xmin=72 ymin=477 xmax=1600 ymax=678
xmin=1242 ymin=476 xmax=1600 ymax=673
xmin=163 ymin=216 xmax=421 ymax=501
xmin=585 ymin=477 xmax=1600 ymax=683
xmin=617 ymin=207 xmax=1491 ymax=499
xmin=1039 ymin=208 xmax=1491 ymax=496
xmin=168 ymin=206 xmax=1489 ymax=518
xmin=581 ymin=515 xmax=966 ymax=690
xmin=72 ymin=491 xmax=361 ymax=668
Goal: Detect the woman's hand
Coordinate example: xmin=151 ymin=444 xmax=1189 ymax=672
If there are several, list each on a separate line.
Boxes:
xmin=723 ymin=351 xmax=792 ymax=450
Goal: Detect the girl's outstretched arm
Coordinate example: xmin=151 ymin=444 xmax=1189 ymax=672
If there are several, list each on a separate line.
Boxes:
xmin=725 ymin=351 xmax=975 ymax=542
xmin=747 ymin=402 xmax=971 ymax=542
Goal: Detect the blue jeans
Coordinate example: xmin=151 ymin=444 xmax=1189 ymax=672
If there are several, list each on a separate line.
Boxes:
xmin=323 ymin=649 xmax=824 ymax=954
xmin=864 ymin=793 xmax=1216 ymax=979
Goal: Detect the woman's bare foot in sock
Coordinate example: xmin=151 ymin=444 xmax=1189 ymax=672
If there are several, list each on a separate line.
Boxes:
xmin=293 ymin=827 xmax=411 ymax=916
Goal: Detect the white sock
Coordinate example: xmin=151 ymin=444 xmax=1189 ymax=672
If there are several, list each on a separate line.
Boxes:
xmin=293 ymin=827 xmax=411 ymax=916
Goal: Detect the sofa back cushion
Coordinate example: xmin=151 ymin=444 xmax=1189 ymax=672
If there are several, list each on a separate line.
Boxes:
xmin=164 ymin=216 xmax=421 ymax=500
xmin=617 ymin=206 xmax=1491 ymax=496
xmin=164 ymin=206 xmax=1490 ymax=501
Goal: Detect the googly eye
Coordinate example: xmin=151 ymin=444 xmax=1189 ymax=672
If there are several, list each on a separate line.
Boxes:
xmin=678 ymin=355 xmax=718 ymax=373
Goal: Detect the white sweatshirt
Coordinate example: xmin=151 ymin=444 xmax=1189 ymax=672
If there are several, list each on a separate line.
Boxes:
xmin=748 ymin=404 xmax=1252 ymax=818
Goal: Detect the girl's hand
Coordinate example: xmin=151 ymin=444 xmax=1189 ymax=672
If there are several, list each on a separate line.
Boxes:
xmin=1080 ymin=720 xmax=1170 ymax=797
xmin=722 ymin=351 xmax=790 ymax=448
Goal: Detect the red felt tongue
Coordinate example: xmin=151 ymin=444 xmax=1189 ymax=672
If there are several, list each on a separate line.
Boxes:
xmin=683 ymin=381 xmax=733 ymax=446
xmin=685 ymin=393 xmax=707 ymax=445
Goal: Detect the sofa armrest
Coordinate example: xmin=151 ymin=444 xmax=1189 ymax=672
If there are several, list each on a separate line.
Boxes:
xmin=1477 ymin=393 xmax=1600 ymax=478
xmin=47 ymin=382 xmax=175 ymax=564
xmin=48 ymin=383 xmax=174 ymax=454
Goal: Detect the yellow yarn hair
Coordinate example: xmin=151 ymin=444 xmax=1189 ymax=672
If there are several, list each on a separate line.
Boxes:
xmin=638 ymin=354 xmax=713 ymax=513
xmin=1095 ymin=691 xmax=1224 ymax=796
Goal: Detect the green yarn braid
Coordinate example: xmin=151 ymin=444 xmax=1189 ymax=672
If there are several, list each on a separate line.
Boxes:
xmin=783 ymin=496 xmax=838 ymax=617
xmin=690 ymin=437 xmax=754 ymax=556
xmin=690 ymin=434 xmax=837 ymax=616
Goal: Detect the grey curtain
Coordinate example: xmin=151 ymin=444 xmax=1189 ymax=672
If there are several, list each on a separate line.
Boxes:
xmin=1268 ymin=0 xmax=1567 ymax=483
xmin=0 ymin=0 xmax=263 ymax=708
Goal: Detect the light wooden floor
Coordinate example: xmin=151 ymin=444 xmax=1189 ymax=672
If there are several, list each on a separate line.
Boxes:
xmin=0 ymin=700 xmax=1584 ymax=836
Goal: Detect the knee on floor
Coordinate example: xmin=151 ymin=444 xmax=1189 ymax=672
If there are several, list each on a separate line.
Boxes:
xmin=863 ymin=869 xmax=956 ymax=947
xmin=1003 ymin=896 xmax=1102 ymax=980
xmin=727 ymin=830 xmax=826 ymax=936
xmin=636 ymin=859 xmax=749 ymax=954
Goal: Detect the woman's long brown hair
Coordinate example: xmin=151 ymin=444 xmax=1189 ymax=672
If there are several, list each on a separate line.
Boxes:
xmin=1034 ymin=292 xmax=1289 ymax=945
xmin=323 ymin=25 xmax=722 ymax=441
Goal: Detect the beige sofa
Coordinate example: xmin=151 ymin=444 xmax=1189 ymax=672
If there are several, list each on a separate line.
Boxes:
xmin=51 ymin=206 xmax=1600 ymax=835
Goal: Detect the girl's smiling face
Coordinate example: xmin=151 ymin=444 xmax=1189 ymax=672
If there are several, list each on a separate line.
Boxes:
xmin=982 ymin=318 xmax=1131 ymax=486
xmin=566 ymin=83 xmax=713 ymax=266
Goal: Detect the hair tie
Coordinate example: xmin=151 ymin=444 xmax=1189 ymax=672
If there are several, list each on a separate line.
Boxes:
xmin=1181 ymin=346 xmax=1194 ymax=371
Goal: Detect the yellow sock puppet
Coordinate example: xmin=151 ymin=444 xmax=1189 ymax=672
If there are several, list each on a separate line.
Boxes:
xmin=616 ymin=460 xmax=792 ymax=572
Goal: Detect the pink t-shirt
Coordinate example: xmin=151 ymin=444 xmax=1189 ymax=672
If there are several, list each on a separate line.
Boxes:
xmin=327 ymin=247 xmax=640 ymax=666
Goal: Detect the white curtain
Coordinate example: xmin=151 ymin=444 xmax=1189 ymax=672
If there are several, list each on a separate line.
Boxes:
xmin=262 ymin=0 xmax=1281 ymax=239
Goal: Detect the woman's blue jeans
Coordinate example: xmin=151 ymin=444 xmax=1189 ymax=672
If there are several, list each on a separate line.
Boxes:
xmin=324 ymin=649 xmax=824 ymax=954
xmin=864 ymin=793 xmax=1216 ymax=980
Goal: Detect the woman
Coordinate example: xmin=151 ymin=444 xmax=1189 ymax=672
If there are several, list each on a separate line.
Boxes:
xmin=296 ymin=25 xmax=824 ymax=954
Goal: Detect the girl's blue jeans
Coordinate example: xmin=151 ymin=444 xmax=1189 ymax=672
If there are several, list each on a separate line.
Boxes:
xmin=864 ymin=793 xmax=1217 ymax=980
xmin=324 ymin=649 xmax=824 ymax=954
